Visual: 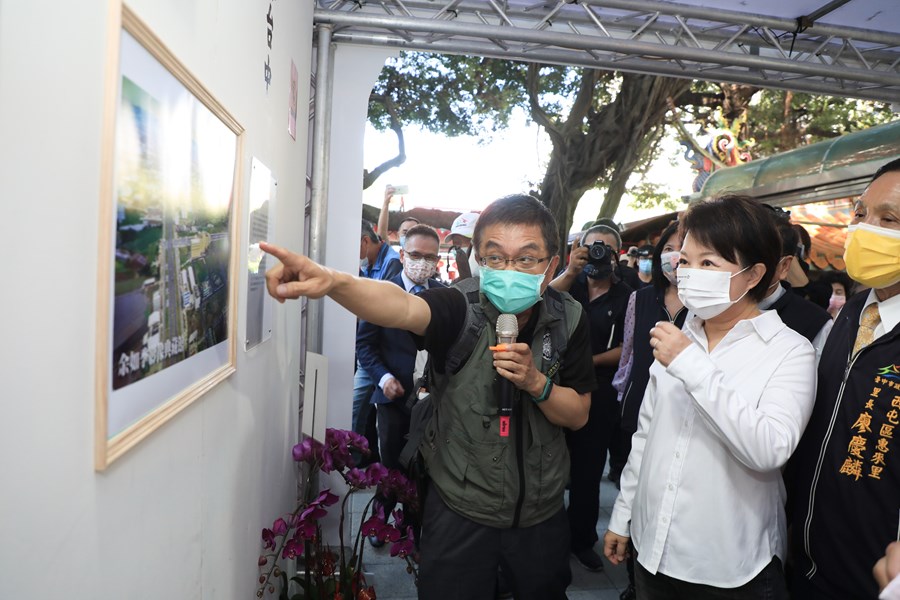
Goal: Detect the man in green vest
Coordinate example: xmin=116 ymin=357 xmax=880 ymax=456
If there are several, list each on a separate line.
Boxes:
xmin=261 ymin=194 xmax=595 ymax=600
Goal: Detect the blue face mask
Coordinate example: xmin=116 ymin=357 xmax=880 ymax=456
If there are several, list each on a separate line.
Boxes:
xmin=638 ymin=258 xmax=652 ymax=274
xmin=398 ymin=235 xmax=407 ymax=249
xmin=479 ymin=266 xmax=548 ymax=314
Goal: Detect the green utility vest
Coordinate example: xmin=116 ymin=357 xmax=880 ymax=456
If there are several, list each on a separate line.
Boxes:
xmin=419 ymin=277 xmax=583 ymax=529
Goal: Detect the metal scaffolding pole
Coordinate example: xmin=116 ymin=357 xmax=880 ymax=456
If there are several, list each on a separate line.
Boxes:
xmin=331 ymin=31 xmax=896 ymax=102
xmin=306 ymin=24 xmax=333 ymax=356
xmin=315 ymin=11 xmax=900 ymax=88
xmin=315 ymin=0 xmax=900 ymax=102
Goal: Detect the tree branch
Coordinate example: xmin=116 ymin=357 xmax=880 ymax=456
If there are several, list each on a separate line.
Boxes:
xmin=363 ymin=94 xmax=407 ymax=190
xmin=673 ymin=90 xmax=724 ymax=108
xmin=526 ymin=63 xmax=564 ymax=147
xmin=666 ymin=97 xmax=727 ymax=170
xmin=562 ymin=69 xmax=599 ymax=133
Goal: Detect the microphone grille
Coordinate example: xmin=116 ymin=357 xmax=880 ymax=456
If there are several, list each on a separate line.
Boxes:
xmin=496 ymin=313 xmax=518 ymax=338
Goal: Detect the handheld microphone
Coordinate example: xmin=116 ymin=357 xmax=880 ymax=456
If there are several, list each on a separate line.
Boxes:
xmin=496 ymin=314 xmax=518 ymax=438
xmin=496 ymin=313 xmax=518 ymax=346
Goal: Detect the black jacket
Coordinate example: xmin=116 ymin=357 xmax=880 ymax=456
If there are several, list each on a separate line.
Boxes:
xmin=569 ymin=276 xmax=632 ymax=383
xmin=789 ymin=291 xmax=900 ymax=599
xmin=769 ymin=283 xmax=831 ymax=343
xmin=356 ymin=275 xmax=446 ymax=405
xmin=620 ymin=285 xmax=688 ymax=434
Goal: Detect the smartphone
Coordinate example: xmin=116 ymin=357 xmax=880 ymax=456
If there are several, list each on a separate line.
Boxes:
xmin=393 ymin=184 xmax=409 ymax=195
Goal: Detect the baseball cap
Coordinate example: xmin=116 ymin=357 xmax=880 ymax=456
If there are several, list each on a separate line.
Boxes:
xmin=450 ymin=212 xmax=479 ymax=238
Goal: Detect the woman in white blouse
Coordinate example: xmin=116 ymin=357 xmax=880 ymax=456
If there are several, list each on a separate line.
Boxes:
xmin=603 ymin=195 xmax=817 ymax=599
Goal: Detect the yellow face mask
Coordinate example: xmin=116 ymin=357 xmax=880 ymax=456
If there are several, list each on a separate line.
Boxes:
xmin=844 ymin=223 xmax=900 ymax=289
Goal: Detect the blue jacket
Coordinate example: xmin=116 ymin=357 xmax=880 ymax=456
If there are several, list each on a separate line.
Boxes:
xmin=356 ymin=274 xmax=446 ymax=405
xmin=362 ymin=242 xmax=401 ymax=281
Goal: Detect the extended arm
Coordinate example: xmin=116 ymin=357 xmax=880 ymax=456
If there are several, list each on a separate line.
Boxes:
xmin=261 ymin=242 xmax=431 ymax=336
xmin=377 ymin=185 xmax=394 ymax=240
xmin=549 ymin=239 xmax=587 ymax=293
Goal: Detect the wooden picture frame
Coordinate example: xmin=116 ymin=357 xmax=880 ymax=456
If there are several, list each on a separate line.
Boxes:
xmin=95 ymin=3 xmax=243 ymax=470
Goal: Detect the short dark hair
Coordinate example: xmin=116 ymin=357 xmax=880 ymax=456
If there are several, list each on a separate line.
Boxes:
xmin=772 ymin=216 xmax=799 ymax=258
xmin=872 ymin=157 xmax=900 ymax=184
xmin=651 ymin=221 xmax=680 ymax=291
xmin=399 ymin=216 xmax=420 ymax=228
xmin=403 ymin=223 xmax=440 ymax=247
xmin=472 ymin=194 xmax=559 ymax=257
xmin=681 ymin=195 xmax=781 ymax=302
xmin=595 ymin=217 xmax=621 ymax=233
xmin=821 ymin=270 xmax=854 ymax=296
xmin=804 ymin=280 xmax=832 ymax=310
xmin=581 ymin=224 xmax=622 ymax=252
xmin=361 ymin=219 xmax=379 ymax=243
xmin=792 ymin=224 xmax=811 ymax=261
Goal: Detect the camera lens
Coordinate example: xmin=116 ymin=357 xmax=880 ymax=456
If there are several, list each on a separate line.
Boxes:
xmin=588 ymin=242 xmax=609 ymax=262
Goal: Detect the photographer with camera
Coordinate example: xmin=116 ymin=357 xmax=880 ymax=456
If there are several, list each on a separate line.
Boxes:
xmin=551 ymin=224 xmax=633 ymax=572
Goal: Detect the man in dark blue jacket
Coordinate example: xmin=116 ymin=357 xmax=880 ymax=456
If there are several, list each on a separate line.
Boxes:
xmin=353 ymin=220 xmax=403 ymax=464
xmin=789 ymin=158 xmax=900 ymax=599
xmin=356 ymin=224 xmax=445 ymax=541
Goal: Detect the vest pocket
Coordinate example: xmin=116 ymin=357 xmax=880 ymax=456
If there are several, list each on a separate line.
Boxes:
xmin=427 ymin=430 xmax=508 ymax=517
xmin=526 ymin=419 xmax=568 ymax=510
xmin=462 ymin=436 xmax=508 ymax=514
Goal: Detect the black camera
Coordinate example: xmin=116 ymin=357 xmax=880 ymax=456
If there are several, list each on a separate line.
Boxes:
xmin=583 ymin=241 xmax=615 ymax=280
xmin=587 ymin=241 xmax=613 ymax=265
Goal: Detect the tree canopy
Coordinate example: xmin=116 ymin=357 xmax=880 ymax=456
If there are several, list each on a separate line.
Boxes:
xmin=365 ymin=52 xmax=894 ymax=257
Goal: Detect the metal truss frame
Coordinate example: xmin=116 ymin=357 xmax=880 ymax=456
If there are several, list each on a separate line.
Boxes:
xmin=314 ymin=0 xmax=900 ymax=102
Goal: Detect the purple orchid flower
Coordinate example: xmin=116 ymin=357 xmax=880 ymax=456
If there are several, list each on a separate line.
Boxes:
xmin=365 ymin=462 xmax=389 ymax=486
xmin=261 ymin=528 xmax=276 ymax=551
xmin=313 ymin=489 xmax=340 ymax=507
xmin=345 ymin=467 xmax=368 ymax=488
xmin=360 ymin=513 xmax=387 ymax=538
xmin=300 ymin=505 xmax=328 ymax=522
xmin=282 ymin=538 xmax=304 ymax=559
xmin=272 ymin=517 xmax=288 ymax=536
xmin=390 ymin=529 xmax=416 ymax=559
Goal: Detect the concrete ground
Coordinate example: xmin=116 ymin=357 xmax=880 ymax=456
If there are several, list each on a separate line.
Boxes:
xmin=348 ymin=471 xmax=628 ymax=600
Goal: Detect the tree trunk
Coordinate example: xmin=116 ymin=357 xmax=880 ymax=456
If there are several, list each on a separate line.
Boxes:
xmin=362 ymin=94 xmax=407 ymax=190
xmin=531 ymin=72 xmax=691 ymax=261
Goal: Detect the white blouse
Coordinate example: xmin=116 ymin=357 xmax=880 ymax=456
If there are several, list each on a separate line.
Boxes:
xmin=608 ymin=310 xmax=816 ymax=588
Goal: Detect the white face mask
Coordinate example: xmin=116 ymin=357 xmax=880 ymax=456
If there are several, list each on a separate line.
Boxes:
xmin=660 ymin=251 xmax=680 ymax=285
xmin=360 ymin=257 xmax=370 ymax=271
xmin=468 ymin=251 xmax=480 ymax=277
xmin=677 ymin=266 xmax=751 ymax=319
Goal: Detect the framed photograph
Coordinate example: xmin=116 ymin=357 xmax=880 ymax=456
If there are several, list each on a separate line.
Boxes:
xmin=95 ymin=3 xmax=244 ymax=470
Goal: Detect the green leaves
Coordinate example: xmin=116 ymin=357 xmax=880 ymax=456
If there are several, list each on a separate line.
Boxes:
xmin=370 ymin=53 xmax=529 ymax=138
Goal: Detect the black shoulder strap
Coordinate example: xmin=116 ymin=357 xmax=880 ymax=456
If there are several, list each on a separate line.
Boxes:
xmin=438 ymin=280 xmax=579 ymax=378
xmin=545 ymin=286 xmax=568 ymax=350
xmin=444 ymin=277 xmax=489 ymax=375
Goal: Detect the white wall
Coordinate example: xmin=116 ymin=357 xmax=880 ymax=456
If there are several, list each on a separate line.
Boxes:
xmin=321 ymin=44 xmax=398 ymax=434
xmin=0 ymin=1 xmax=313 ymax=598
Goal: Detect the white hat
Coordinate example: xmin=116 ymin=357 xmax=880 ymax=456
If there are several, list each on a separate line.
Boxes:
xmin=450 ymin=212 xmax=479 ymax=238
